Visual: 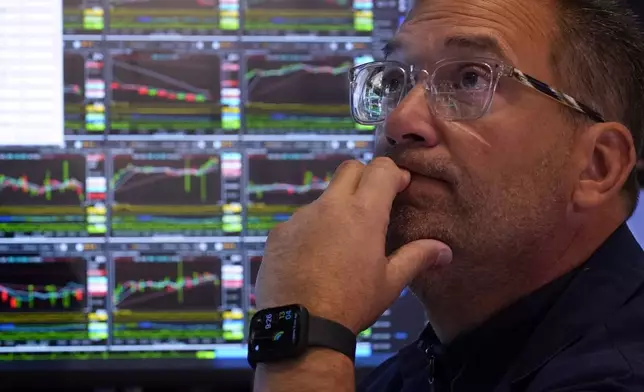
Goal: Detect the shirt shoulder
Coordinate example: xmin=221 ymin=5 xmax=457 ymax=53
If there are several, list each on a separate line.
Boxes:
xmin=523 ymin=285 xmax=644 ymax=392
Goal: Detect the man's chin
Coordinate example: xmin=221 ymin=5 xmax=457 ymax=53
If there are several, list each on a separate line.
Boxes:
xmin=386 ymin=206 xmax=446 ymax=256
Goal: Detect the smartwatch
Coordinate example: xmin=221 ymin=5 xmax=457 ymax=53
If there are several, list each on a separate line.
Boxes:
xmin=247 ymin=304 xmax=357 ymax=368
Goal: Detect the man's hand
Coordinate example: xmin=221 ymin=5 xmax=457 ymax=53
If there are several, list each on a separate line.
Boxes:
xmin=255 ymin=157 xmax=453 ymax=335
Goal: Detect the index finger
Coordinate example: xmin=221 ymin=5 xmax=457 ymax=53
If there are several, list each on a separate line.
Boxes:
xmin=354 ymin=157 xmax=410 ymax=209
xmin=324 ymin=159 xmax=365 ymax=195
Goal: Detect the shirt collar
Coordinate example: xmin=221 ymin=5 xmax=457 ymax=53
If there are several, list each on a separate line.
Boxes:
xmin=415 ymin=261 xmax=578 ymax=389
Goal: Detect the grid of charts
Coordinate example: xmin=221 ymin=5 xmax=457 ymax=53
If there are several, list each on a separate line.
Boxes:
xmin=0 ymin=0 xmax=429 ymax=366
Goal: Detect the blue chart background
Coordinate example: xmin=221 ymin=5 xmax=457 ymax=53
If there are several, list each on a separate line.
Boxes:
xmin=627 ymin=192 xmax=644 ymax=246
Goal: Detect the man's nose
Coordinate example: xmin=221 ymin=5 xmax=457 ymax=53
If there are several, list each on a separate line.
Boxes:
xmin=382 ymin=85 xmax=441 ymax=148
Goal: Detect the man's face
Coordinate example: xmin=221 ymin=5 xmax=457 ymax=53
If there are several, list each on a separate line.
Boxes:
xmin=380 ymin=0 xmax=577 ymax=281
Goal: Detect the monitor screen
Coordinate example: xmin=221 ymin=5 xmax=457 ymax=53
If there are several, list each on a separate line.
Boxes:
xmin=627 ymin=190 xmax=644 ymax=246
xmin=0 ymin=0 xmax=422 ymax=382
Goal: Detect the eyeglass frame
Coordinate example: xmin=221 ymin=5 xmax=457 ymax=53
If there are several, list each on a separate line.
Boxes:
xmin=348 ymin=58 xmax=606 ymax=125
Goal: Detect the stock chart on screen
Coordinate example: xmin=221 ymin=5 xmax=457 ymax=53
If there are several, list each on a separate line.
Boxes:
xmin=64 ymin=41 xmax=107 ymax=136
xmin=63 ymin=0 xmax=105 ymax=34
xmin=243 ymin=0 xmax=373 ymax=36
xmin=108 ymin=0 xmax=239 ymax=35
xmin=245 ymin=143 xmax=373 ymax=236
xmin=248 ymin=255 xmax=260 ymax=310
xmin=244 ymin=48 xmax=373 ymax=135
xmin=0 ymin=242 xmax=108 ymax=352
xmin=110 ymin=149 xmax=242 ymax=237
xmin=109 ymin=42 xmax=240 ymax=136
xmin=110 ymin=242 xmax=244 ymax=347
xmin=0 ymin=151 xmax=106 ymax=238
xmin=0 ymin=0 xmax=427 ymax=371
xmin=64 ymin=52 xmax=87 ymax=132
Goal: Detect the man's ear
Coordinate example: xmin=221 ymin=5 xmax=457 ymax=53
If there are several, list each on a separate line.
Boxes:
xmin=572 ymin=122 xmax=636 ymax=210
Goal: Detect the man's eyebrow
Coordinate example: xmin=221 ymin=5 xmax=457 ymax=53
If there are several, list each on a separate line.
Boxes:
xmin=382 ymin=34 xmax=512 ymax=62
xmin=443 ymin=34 xmax=510 ymax=60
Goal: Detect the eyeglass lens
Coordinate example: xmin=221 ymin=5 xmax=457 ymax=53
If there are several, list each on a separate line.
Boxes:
xmin=352 ymin=61 xmax=496 ymax=124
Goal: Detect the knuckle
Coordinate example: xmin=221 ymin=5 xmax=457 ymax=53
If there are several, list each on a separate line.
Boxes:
xmin=336 ymin=159 xmax=364 ymax=173
xmin=369 ymin=156 xmax=397 ymax=172
xmin=370 ymin=156 xmax=395 ymax=167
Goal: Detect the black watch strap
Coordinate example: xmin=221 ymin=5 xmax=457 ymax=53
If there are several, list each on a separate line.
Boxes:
xmin=308 ymin=315 xmax=357 ymax=362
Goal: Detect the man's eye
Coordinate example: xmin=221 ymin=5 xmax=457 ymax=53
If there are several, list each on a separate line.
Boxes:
xmin=458 ymin=67 xmax=491 ymax=90
xmin=461 ymin=71 xmax=480 ymax=88
xmin=381 ymin=71 xmax=404 ymax=94
xmin=383 ymin=77 xmax=401 ymax=93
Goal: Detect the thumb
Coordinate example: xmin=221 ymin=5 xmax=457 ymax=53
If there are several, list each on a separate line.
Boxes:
xmin=386 ymin=240 xmax=453 ymax=291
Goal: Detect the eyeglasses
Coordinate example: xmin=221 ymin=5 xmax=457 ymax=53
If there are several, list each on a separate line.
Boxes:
xmin=348 ymin=58 xmax=605 ymax=125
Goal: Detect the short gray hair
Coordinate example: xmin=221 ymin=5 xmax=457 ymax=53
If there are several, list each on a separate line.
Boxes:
xmin=551 ymin=0 xmax=644 ymax=215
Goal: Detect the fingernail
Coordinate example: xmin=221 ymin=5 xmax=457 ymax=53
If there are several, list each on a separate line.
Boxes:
xmin=436 ymin=249 xmax=453 ymax=266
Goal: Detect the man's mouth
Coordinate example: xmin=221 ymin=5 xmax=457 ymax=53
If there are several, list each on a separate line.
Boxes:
xmin=385 ymin=147 xmax=457 ymax=187
xmin=395 ymin=161 xmax=454 ymax=189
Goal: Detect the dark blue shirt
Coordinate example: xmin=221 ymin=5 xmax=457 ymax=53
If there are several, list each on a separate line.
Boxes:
xmin=358 ymin=224 xmax=644 ymax=391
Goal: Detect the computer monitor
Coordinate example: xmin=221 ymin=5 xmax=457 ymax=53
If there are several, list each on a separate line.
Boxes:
xmin=627 ymin=191 xmax=644 ymax=246
xmin=0 ymin=0 xmax=420 ymax=388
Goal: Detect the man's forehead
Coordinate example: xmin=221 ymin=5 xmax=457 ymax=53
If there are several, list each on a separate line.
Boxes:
xmin=384 ymin=33 xmax=516 ymax=64
xmin=392 ymin=0 xmax=554 ymax=65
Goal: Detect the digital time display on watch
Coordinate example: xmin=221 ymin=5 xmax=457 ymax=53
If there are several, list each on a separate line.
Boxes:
xmin=247 ymin=304 xmax=309 ymax=367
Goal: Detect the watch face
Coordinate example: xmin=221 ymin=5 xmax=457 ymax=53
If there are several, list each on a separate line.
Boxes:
xmin=248 ymin=304 xmax=308 ymax=364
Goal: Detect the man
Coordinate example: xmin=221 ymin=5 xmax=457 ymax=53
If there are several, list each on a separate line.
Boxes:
xmin=252 ymin=0 xmax=644 ymax=390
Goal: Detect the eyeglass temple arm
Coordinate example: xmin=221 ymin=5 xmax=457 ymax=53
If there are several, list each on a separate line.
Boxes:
xmin=508 ymin=67 xmax=606 ymax=123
